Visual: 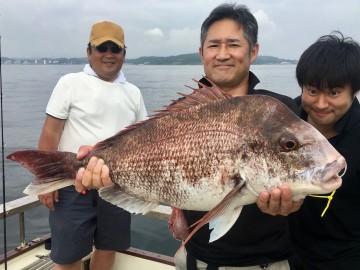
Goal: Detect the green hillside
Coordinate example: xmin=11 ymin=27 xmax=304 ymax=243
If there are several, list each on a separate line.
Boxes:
xmin=1 ymin=53 xmax=297 ymax=65
xmin=126 ymin=53 xmax=297 ymax=65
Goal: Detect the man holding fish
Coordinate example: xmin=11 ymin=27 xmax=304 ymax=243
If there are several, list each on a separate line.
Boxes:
xmin=36 ymin=21 xmax=147 ymax=270
xmin=73 ymin=3 xmax=341 ymax=270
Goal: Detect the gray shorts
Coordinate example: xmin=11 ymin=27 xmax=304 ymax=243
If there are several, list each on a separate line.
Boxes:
xmin=49 ymin=186 xmax=130 ymax=264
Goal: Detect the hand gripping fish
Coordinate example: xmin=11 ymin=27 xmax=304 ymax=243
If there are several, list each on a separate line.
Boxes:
xmin=7 ymin=78 xmax=346 ymax=248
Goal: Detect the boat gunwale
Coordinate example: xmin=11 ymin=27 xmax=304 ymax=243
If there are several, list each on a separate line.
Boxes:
xmin=0 ymin=234 xmax=175 ymax=266
xmin=0 ymin=233 xmax=51 ymax=265
xmin=0 ymin=195 xmax=175 ymax=267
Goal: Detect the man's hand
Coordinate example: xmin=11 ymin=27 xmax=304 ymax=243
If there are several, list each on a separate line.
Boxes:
xmin=38 ymin=191 xmax=58 ymax=211
xmin=75 ymin=146 xmax=112 ymax=192
xmin=256 ymin=186 xmax=303 ymax=216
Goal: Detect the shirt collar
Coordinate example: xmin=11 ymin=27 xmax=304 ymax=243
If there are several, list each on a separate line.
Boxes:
xmin=83 ymin=64 xmax=126 ymax=84
xmin=199 ymin=71 xmax=260 ymax=92
xmin=247 ymin=71 xmax=261 ymax=94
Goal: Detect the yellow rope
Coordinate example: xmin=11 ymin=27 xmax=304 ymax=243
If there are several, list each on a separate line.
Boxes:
xmin=308 ymin=190 xmax=336 ymax=217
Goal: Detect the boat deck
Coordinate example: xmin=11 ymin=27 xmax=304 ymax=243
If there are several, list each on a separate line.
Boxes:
xmin=2 ymin=244 xmax=175 ymax=270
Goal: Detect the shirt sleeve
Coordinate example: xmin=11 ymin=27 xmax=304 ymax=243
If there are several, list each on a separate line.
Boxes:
xmin=45 ymin=76 xmax=71 ymax=120
xmin=137 ymin=92 xmax=148 ymax=122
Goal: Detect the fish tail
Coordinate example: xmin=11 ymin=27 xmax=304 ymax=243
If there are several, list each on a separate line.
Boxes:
xmin=6 ymin=150 xmax=83 ymax=195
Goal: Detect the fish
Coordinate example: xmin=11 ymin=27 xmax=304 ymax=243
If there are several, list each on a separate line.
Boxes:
xmin=7 ymin=78 xmax=346 ymax=247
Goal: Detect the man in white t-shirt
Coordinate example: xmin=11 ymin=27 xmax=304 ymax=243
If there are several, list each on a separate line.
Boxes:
xmin=38 ymin=21 xmax=147 ymax=270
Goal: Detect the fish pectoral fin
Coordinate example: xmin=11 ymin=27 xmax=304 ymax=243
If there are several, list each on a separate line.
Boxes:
xmin=209 ymin=204 xmax=243 ymax=242
xmin=99 ymin=185 xmax=159 ymax=214
xmin=176 ymin=180 xmax=245 ymax=255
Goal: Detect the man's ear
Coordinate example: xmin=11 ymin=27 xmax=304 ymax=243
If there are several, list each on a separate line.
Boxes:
xmin=199 ymin=47 xmax=204 ymax=64
xmin=353 ymin=90 xmax=359 ymax=100
xmin=250 ymin=43 xmax=259 ymax=64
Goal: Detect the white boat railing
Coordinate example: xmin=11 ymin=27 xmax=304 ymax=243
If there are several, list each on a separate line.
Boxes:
xmin=0 ymin=195 xmax=41 ymax=247
xmin=1 ymin=195 xmax=176 ymax=269
xmin=0 ymin=195 xmax=172 ymax=251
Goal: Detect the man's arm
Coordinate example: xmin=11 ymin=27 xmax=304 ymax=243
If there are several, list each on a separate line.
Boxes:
xmin=38 ymin=115 xmax=65 ymax=150
xmin=38 ymin=115 xmax=65 ymax=210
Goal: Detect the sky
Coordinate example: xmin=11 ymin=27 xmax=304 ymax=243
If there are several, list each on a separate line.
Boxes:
xmin=1 ymin=0 xmax=359 ymax=60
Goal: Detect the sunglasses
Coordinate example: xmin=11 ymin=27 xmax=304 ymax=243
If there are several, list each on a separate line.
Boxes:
xmin=93 ymin=44 xmax=123 ymax=54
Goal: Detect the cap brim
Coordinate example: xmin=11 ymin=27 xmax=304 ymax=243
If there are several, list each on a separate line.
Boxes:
xmin=90 ymin=37 xmax=124 ymax=48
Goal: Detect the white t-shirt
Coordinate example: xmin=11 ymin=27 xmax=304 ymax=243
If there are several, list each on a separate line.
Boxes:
xmin=46 ymin=70 xmax=148 ymax=153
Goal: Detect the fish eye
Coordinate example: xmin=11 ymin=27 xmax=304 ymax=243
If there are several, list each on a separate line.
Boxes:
xmin=279 ymin=137 xmax=299 ymax=152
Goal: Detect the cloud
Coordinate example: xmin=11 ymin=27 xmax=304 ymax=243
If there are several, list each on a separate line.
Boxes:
xmin=168 ymin=27 xmax=199 ymax=46
xmin=135 ymin=27 xmax=199 ymax=57
xmin=1 ymin=0 xmax=360 ymax=59
xmin=144 ymin=28 xmax=165 ymax=40
xmin=253 ymin=9 xmax=277 ymax=40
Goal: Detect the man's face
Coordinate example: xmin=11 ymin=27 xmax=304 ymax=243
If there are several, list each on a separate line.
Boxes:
xmin=199 ymin=18 xmax=258 ymax=96
xmin=302 ymin=83 xmax=354 ymax=133
xmin=87 ymin=41 xmax=125 ymax=82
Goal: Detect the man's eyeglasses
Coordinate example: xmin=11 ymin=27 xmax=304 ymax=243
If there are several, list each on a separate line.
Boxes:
xmin=93 ymin=44 xmax=123 ymax=54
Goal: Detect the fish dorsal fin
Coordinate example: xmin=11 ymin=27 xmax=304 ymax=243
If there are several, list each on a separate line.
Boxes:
xmin=176 ymin=179 xmax=245 ymax=256
xmin=151 ymin=77 xmax=231 ymax=118
xmin=92 ymin=77 xmax=230 ymax=151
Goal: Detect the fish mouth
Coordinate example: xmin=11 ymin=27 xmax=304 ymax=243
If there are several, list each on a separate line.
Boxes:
xmin=317 ymin=174 xmax=342 ymax=191
xmin=310 ymin=156 xmax=346 ymax=193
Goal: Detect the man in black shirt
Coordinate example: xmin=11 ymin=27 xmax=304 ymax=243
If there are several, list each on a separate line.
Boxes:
xmin=288 ymin=32 xmax=360 ymax=270
xmin=76 ymin=4 xmax=301 ymax=270
xmin=172 ymin=4 xmax=298 ymax=270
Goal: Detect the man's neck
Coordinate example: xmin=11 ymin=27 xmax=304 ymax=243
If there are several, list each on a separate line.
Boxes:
xmin=230 ymin=73 xmax=252 ymax=97
xmin=227 ymin=86 xmax=249 ymax=97
xmin=222 ymin=80 xmax=249 ymax=97
xmin=308 ymin=117 xmax=337 ymax=139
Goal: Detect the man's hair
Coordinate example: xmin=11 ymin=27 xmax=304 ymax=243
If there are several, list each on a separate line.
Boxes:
xmin=296 ymin=31 xmax=360 ymax=94
xmin=200 ymin=3 xmax=258 ymax=51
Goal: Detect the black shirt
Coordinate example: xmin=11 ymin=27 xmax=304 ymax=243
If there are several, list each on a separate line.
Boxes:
xmin=289 ymin=97 xmax=360 ymax=270
xmin=183 ymin=72 xmax=298 ymax=266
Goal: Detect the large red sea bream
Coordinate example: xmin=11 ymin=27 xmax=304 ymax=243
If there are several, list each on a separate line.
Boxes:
xmin=7 ymin=79 xmax=346 ymax=245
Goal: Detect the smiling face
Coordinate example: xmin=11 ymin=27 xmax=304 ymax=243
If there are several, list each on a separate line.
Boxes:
xmin=301 ymin=83 xmax=355 ymax=138
xmin=199 ymin=18 xmax=259 ymax=97
xmin=87 ymin=41 xmax=125 ymax=82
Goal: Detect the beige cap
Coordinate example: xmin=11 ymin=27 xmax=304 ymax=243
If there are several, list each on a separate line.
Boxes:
xmin=89 ymin=21 xmax=125 ymax=48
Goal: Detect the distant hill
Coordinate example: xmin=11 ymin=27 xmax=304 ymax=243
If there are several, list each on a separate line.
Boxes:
xmin=253 ymin=55 xmax=297 ymax=65
xmin=126 ymin=53 xmax=297 ymax=65
xmin=1 ymin=53 xmax=297 ymax=65
xmin=126 ymin=53 xmax=201 ymax=65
